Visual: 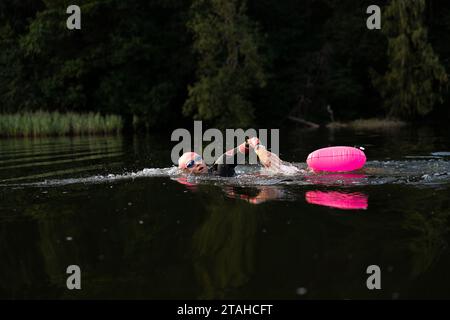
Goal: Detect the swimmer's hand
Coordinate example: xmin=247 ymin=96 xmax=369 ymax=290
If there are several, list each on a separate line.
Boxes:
xmin=254 ymin=144 xmax=283 ymax=173
xmin=246 ymin=136 xmax=283 ymax=173
xmin=247 ymin=137 xmax=260 ymax=149
xmin=237 ymin=136 xmax=260 ymax=154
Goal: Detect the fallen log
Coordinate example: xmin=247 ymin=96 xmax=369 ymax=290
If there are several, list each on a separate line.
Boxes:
xmin=288 ymin=116 xmax=320 ymax=129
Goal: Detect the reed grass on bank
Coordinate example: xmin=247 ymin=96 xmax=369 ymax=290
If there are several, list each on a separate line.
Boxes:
xmin=326 ymin=118 xmax=407 ymax=130
xmin=0 ymin=111 xmax=123 ymax=137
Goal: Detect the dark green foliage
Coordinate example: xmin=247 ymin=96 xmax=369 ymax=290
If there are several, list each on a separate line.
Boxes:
xmin=1 ymin=0 xmax=450 ymax=129
xmin=248 ymin=0 xmax=388 ymax=124
xmin=373 ymin=0 xmax=448 ymax=119
xmin=183 ymin=0 xmax=266 ymax=128
xmin=1 ymin=0 xmax=192 ymax=130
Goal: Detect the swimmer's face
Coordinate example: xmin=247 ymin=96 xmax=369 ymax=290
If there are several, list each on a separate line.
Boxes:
xmin=184 ymin=155 xmax=208 ymax=174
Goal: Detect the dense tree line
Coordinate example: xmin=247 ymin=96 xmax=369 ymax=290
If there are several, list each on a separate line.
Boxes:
xmin=1 ymin=0 xmax=449 ymax=130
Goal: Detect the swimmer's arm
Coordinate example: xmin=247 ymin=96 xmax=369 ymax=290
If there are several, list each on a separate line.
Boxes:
xmin=212 ymin=142 xmax=248 ymax=166
xmin=210 ymin=143 xmax=249 ymax=176
xmin=253 ymin=144 xmax=284 ymax=172
xmin=245 ymin=137 xmax=283 ymax=171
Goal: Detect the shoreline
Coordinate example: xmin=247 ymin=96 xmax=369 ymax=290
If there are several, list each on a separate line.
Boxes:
xmin=0 ymin=111 xmax=123 ymax=137
xmin=326 ymin=118 xmax=407 ymax=130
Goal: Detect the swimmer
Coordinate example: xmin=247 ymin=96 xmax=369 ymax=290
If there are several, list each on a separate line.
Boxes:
xmin=178 ymin=137 xmax=286 ymax=176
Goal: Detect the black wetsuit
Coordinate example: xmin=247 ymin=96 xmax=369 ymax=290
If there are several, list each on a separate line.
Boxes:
xmin=208 ymin=146 xmax=247 ymax=177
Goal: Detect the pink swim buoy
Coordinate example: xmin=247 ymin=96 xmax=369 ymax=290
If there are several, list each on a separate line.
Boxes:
xmin=307 ymin=146 xmax=366 ymax=172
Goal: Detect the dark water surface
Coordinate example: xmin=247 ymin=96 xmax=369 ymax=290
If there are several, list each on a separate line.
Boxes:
xmin=1 ymin=126 xmax=449 ymax=299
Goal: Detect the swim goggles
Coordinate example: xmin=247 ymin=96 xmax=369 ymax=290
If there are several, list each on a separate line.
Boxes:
xmin=186 ymin=155 xmax=203 ymax=168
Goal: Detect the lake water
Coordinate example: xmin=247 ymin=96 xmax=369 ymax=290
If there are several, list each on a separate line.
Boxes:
xmin=1 ymin=125 xmax=449 ymax=299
